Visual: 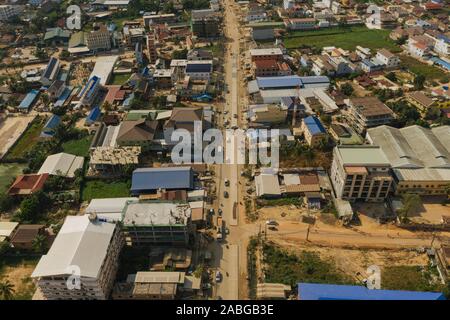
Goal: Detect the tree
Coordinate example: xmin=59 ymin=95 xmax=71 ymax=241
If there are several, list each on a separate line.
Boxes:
xmin=340 ymin=83 xmax=354 ymax=96
xmin=32 ymin=234 xmax=47 ymax=253
xmin=320 ymin=114 xmax=332 ymax=126
xmin=413 ymin=74 xmax=425 ymax=90
xmin=0 ymin=280 xmax=15 ymax=300
xmin=399 ymin=193 xmax=422 ymax=223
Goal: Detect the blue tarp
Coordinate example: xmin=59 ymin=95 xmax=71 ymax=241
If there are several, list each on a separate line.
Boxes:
xmin=131 ymin=167 xmax=194 ymax=194
xmin=298 ymin=283 xmax=445 ymax=300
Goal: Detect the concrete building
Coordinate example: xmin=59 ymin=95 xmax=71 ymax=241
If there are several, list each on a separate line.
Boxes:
xmin=253 ymin=59 xmax=291 ymax=77
xmin=31 ymin=215 xmax=123 ymax=300
xmin=250 ymin=48 xmax=283 ymax=62
xmin=366 ymin=125 xmax=450 ymax=196
xmin=284 ymin=18 xmax=316 ymax=30
xmin=330 ymin=145 xmax=393 ymax=202
xmin=301 ymin=116 xmax=328 ymax=147
xmin=78 ymin=76 xmax=102 ymax=107
xmin=375 ymin=49 xmax=400 ymax=68
xmin=122 ymin=201 xmax=192 ymax=246
xmin=346 ymin=97 xmax=394 ymax=134
xmin=190 ymin=9 xmax=221 ymax=38
xmin=86 ymin=25 xmax=111 ymax=52
xmin=247 ymin=104 xmax=288 ymax=126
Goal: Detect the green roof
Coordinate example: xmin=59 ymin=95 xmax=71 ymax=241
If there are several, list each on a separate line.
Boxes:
xmin=44 ymin=27 xmax=71 ymax=41
xmin=68 ymin=31 xmax=86 ymax=48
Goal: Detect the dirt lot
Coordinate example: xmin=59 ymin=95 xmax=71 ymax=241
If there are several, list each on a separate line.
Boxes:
xmin=270 ymin=240 xmax=430 ymax=283
xmin=0 ymin=257 xmax=39 ymax=300
xmin=0 ymin=115 xmax=35 ymax=159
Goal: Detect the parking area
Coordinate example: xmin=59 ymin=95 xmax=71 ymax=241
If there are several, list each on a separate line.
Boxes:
xmin=0 ymin=115 xmax=35 ymax=159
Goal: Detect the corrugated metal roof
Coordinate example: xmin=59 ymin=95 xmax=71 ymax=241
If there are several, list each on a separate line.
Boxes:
xmin=18 ymin=89 xmax=39 ymax=110
xmin=303 ymin=115 xmax=326 ymax=135
xmin=298 ymin=283 xmax=445 ymax=300
xmin=131 ymin=167 xmax=194 ymax=193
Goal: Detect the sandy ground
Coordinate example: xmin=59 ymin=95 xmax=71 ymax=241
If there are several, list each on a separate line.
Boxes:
xmin=1 ymin=261 xmax=37 ymax=299
xmin=0 ymin=115 xmax=35 ymax=159
xmin=269 ymin=240 xmax=429 ymax=282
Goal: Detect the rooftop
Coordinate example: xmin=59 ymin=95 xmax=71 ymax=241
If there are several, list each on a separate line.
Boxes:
xmin=335 ymin=145 xmax=390 ymax=166
xmin=38 ymin=153 xmax=84 ymax=178
xmin=122 ymin=201 xmax=191 ymax=226
xmin=131 ymin=167 xmax=194 ymax=193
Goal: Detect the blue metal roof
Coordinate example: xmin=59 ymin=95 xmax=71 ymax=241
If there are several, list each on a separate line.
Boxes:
xmin=298 ymin=76 xmax=330 ymax=85
xmin=430 ymin=57 xmax=450 ymax=71
xmin=18 ymin=89 xmax=39 ymax=110
xmin=131 ymin=167 xmax=194 ymax=194
xmin=304 ymin=116 xmax=326 ymax=135
xmin=256 ymin=75 xmax=303 ymax=89
xmin=42 ymin=115 xmax=61 ymax=134
xmin=298 ymin=283 xmax=445 ymax=300
xmin=43 ymin=57 xmax=58 ymax=80
xmin=86 ymin=106 xmax=101 ymax=123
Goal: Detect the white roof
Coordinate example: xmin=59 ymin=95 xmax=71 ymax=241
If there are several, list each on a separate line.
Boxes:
xmin=250 ymin=48 xmax=283 ymax=56
xmin=38 ymin=153 xmax=84 ymax=178
xmin=283 ymin=173 xmax=300 ymax=185
xmin=68 ymin=47 xmax=90 ymax=54
xmin=89 ymin=56 xmax=119 ymax=85
xmin=85 ymin=197 xmax=138 ymax=222
xmin=255 ymin=174 xmax=281 ymax=197
xmin=0 ymin=222 xmax=19 ymax=238
xmin=32 ymin=215 xmax=117 ymax=279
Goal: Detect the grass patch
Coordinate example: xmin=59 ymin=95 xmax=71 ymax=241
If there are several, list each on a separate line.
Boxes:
xmin=382 ymin=265 xmax=445 ymax=293
xmin=400 ymin=55 xmax=448 ymax=81
xmin=284 ymin=26 xmax=399 ymax=52
xmin=5 ymin=118 xmax=45 ymax=160
xmin=256 ymin=197 xmax=302 ymax=208
xmin=0 ymin=163 xmax=26 ymax=195
xmin=263 ymin=243 xmax=355 ymax=288
xmin=0 ymin=255 xmax=40 ymax=300
xmin=81 ymin=179 xmax=130 ymax=202
xmin=62 ymin=135 xmax=92 ymax=157
xmin=110 ymin=73 xmax=131 ymax=85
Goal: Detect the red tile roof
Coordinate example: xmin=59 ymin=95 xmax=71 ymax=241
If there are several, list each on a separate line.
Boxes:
xmin=8 ymin=174 xmax=49 ymax=196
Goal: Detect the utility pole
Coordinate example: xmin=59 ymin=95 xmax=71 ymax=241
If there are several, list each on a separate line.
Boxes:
xmin=306 ymin=224 xmax=311 ymax=242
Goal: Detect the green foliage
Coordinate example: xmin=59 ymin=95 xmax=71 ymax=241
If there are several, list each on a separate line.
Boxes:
xmin=340 ymin=83 xmax=354 ymax=96
xmin=16 ymin=191 xmax=50 ymax=223
xmin=388 ymin=100 xmax=420 ymax=127
xmin=399 ymin=193 xmax=422 ymax=223
xmin=81 ymin=180 xmax=130 ymax=202
xmin=413 ymin=74 xmax=425 ymax=90
xmin=171 ymin=48 xmax=188 ymax=60
xmin=382 ymin=265 xmax=445 ymax=292
xmin=0 ymin=280 xmax=15 ymax=300
xmin=32 ymin=234 xmax=48 ymax=253
xmin=263 ymin=243 xmax=354 ymax=288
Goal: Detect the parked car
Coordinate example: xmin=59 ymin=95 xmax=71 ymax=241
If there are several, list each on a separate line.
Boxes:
xmin=266 ymin=219 xmax=277 ymax=226
xmin=224 ymin=191 xmax=229 ymax=198
xmin=225 ymin=179 xmax=230 ymax=187
xmin=218 ymin=208 xmax=223 ymax=216
xmin=215 ymin=271 xmax=222 ymax=282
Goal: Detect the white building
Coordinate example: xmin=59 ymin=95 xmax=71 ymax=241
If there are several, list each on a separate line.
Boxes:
xmin=38 ymin=153 xmax=84 ymax=178
xmin=434 ymin=37 xmax=449 ymax=57
xmin=375 ymin=49 xmax=400 ymax=68
xmin=330 ymin=146 xmax=393 ymax=202
xmin=283 ymin=0 xmax=295 ymax=10
xmin=32 ymin=215 xmax=124 ymax=300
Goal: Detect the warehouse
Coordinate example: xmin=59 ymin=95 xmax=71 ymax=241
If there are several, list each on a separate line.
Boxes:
xmin=130 ymin=167 xmax=194 ymax=195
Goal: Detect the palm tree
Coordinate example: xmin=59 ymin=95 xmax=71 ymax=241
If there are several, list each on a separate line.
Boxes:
xmin=32 ymin=234 xmax=47 ymax=253
xmin=0 ymin=280 xmax=15 ymax=300
xmin=399 ymin=193 xmax=422 ymax=223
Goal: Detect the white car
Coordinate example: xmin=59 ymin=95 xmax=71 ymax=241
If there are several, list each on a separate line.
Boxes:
xmin=266 ymin=219 xmax=277 ymax=226
xmin=215 ymin=271 xmax=222 ymax=282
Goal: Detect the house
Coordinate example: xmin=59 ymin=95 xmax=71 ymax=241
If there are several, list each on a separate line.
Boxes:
xmin=78 ymin=76 xmax=102 ymax=107
xmin=116 ymin=119 xmax=161 ymax=149
xmin=434 ymin=35 xmax=450 ymax=57
xmin=346 ymin=97 xmax=394 ymax=133
xmin=301 ymin=116 xmax=327 ymax=147
xmin=247 ymin=104 xmax=288 ymax=126
xmin=253 ymin=59 xmax=292 ymax=77
xmin=86 ymin=24 xmax=111 ymax=52
xmin=10 ymin=224 xmax=46 ymax=250
xmin=18 ymin=89 xmax=39 ymax=113
xmin=250 ymin=48 xmax=283 ymax=62
xmin=408 ymin=41 xmax=431 ymax=58
xmin=41 ymin=57 xmax=61 ymax=86
xmin=7 ymin=174 xmax=49 ymax=196
xmin=246 ymin=4 xmax=267 ymax=22
xmin=41 ymin=114 xmax=61 ymax=138
xmin=85 ymin=106 xmax=101 ymax=126
xmin=360 ymin=58 xmax=385 ymax=73
xmin=0 ymin=222 xmax=19 ymax=243
xmin=37 ymin=153 xmax=84 ymax=178
xmin=284 ymin=18 xmax=316 ymax=30
xmin=43 ymin=27 xmax=70 ymax=45
xmin=298 ymin=283 xmax=445 ymax=300
xmin=375 ymin=49 xmax=400 ymax=68
xmin=31 ymin=215 xmax=123 ymax=300
xmin=48 ymin=80 xmax=66 ymax=101
xmin=406 ymin=91 xmax=436 ymax=112
xmin=163 ymin=107 xmax=207 ymax=145
xmin=130 ymin=167 xmax=194 ymax=195
xmin=143 ymin=13 xmax=176 ymax=27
